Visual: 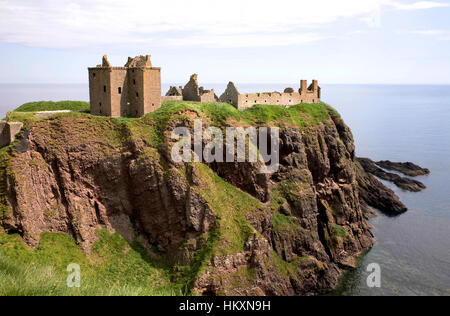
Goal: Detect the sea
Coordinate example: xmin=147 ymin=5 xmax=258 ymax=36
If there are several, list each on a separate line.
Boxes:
xmin=0 ymin=83 xmax=449 ymax=296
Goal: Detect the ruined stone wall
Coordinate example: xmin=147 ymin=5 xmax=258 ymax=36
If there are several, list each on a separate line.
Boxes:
xmin=199 ymin=90 xmax=216 ymax=103
xmin=182 ymin=74 xmax=201 ymax=102
xmin=220 ymin=80 xmax=321 ymax=110
xmin=142 ymin=68 xmax=162 ymax=116
xmin=181 ymin=74 xmax=217 ymax=103
xmin=237 ymin=92 xmax=302 ymax=110
xmin=166 ymin=86 xmax=183 ymax=97
xmin=0 ymin=121 xmax=23 ymax=147
xmin=220 ymin=82 xmax=240 ymax=107
xmin=299 ymin=80 xmax=321 ymax=103
xmin=88 ymin=68 xmax=111 ymax=116
xmin=162 ymin=96 xmax=183 ymax=102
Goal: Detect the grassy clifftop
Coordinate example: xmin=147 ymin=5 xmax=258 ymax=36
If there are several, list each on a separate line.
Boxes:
xmin=14 ymin=101 xmax=90 ymax=112
xmin=7 ymin=100 xmax=339 ymax=127
xmin=6 ymin=100 xmax=340 ymax=151
xmin=0 ymin=100 xmax=346 ymax=296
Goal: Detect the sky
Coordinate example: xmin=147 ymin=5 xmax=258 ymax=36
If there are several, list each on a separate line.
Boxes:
xmin=0 ymin=0 xmax=449 ymax=84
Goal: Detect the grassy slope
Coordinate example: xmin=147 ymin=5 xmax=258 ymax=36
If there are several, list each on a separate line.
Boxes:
xmin=0 ymin=229 xmax=179 ymax=296
xmin=0 ymin=100 xmax=340 ymax=296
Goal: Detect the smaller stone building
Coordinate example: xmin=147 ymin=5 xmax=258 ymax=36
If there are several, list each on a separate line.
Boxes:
xmin=219 ymin=80 xmax=321 ymax=110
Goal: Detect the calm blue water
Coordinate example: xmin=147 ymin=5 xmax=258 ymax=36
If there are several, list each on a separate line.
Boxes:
xmin=0 ymin=83 xmax=449 ymax=296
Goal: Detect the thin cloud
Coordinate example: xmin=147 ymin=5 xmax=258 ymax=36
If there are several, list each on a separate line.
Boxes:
xmin=0 ymin=0 xmax=448 ymax=48
xmin=406 ymin=29 xmax=450 ymax=40
xmin=388 ymin=1 xmax=450 ymax=10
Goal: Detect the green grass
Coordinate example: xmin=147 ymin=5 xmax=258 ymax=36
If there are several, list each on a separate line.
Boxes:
xmin=270 ymin=251 xmax=300 ymax=277
xmin=0 ymin=229 xmax=181 ymax=296
xmin=192 ymin=163 xmax=261 ymax=255
xmin=0 ymin=99 xmax=343 ymax=295
xmin=5 ymin=100 xmax=339 ymax=147
xmin=0 ymin=146 xmax=12 ymax=221
xmin=130 ymin=101 xmax=339 ymax=148
xmin=332 ymin=225 xmax=347 ymax=239
xmin=240 ymin=102 xmax=335 ymax=128
xmin=14 ymin=101 xmax=90 ymax=113
xmin=272 ymin=213 xmax=294 ymax=232
xmin=168 ymin=163 xmax=262 ymax=292
xmin=3 ymin=100 xmax=89 ymax=126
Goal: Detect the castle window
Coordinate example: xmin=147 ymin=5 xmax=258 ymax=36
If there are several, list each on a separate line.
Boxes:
xmin=133 ymin=79 xmax=136 ymax=85
xmin=93 ymin=73 xmax=96 ymax=78
xmin=118 ymin=87 xmax=122 ymax=94
xmin=136 ymin=92 xmax=139 ymax=98
xmin=99 ymin=102 xmax=102 ymax=107
xmin=103 ymin=86 xmax=106 ymax=93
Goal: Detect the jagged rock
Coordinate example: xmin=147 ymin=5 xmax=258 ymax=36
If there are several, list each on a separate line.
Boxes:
xmin=357 ymin=157 xmax=426 ymax=192
xmin=376 ymin=160 xmax=430 ymax=177
xmin=356 ymin=162 xmax=408 ymax=214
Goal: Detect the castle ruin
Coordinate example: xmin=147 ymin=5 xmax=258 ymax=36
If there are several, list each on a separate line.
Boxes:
xmin=88 ymin=55 xmax=161 ymax=117
xmin=89 ymin=54 xmax=321 ymax=117
xmin=219 ymin=80 xmax=321 ymax=110
xmin=162 ymin=74 xmax=218 ymax=103
xmin=163 ymin=86 xmax=183 ymax=102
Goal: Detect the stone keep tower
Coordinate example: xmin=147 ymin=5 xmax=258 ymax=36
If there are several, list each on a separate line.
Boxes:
xmin=88 ymin=55 xmax=161 ymax=117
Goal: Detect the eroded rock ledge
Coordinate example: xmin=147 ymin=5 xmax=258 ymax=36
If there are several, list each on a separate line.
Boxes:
xmin=376 ymin=160 xmax=430 ymax=177
xmin=357 ymin=157 xmax=427 ymax=192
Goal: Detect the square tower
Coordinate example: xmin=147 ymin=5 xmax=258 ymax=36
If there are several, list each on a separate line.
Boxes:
xmin=88 ymin=55 xmax=161 ymax=117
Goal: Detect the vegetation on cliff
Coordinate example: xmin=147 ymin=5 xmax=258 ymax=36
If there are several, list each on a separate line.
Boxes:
xmin=0 ymin=229 xmax=179 ymax=295
xmin=0 ymin=100 xmax=401 ymax=296
xmin=14 ymin=101 xmax=90 ymax=113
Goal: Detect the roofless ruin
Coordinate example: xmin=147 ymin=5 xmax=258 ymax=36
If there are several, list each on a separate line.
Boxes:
xmin=88 ymin=55 xmax=321 ymax=117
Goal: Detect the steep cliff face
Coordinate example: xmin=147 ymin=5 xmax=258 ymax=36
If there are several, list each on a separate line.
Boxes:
xmin=0 ymin=103 xmax=403 ymax=296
